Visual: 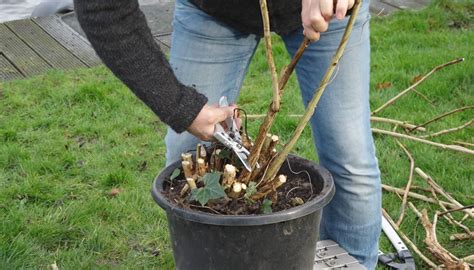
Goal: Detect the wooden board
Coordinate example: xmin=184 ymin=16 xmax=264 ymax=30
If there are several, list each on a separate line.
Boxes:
xmin=0 ymin=24 xmax=52 ymax=76
xmin=0 ymin=53 xmax=24 ymax=81
xmin=5 ymin=19 xmax=86 ymax=70
xmin=33 ymin=16 xmax=100 ymax=67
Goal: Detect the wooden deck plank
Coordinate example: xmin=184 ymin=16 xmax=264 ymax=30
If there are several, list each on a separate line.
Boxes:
xmin=0 ymin=53 xmax=24 ymax=81
xmin=0 ymin=24 xmax=52 ymax=76
xmin=5 ymin=19 xmax=86 ymax=70
xmin=33 ymin=16 xmax=100 ymax=67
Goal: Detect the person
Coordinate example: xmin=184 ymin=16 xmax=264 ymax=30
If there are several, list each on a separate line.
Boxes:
xmin=74 ymin=0 xmax=381 ymax=268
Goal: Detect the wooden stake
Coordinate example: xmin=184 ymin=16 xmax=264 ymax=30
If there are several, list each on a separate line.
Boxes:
xmin=415 ymin=168 xmax=474 ymax=218
xmin=371 ymin=128 xmax=474 ymax=155
xmin=264 ymin=0 xmax=363 ymax=183
xmin=182 ymin=161 xmax=193 ymax=179
xmin=371 ymin=58 xmax=465 ymax=115
xmin=395 ymin=140 xmax=415 ymax=227
xmin=382 ymin=208 xmax=438 ymax=268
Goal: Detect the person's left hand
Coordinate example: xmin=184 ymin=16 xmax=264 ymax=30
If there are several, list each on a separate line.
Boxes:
xmin=301 ymin=0 xmax=355 ymax=41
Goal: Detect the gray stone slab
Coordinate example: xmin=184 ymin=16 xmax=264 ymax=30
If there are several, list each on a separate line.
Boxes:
xmin=382 ymin=0 xmax=431 ymax=10
xmin=33 ymin=16 xmax=100 ymax=67
xmin=370 ymin=0 xmax=431 ymax=15
xmin=5 ymin=19 xmax=86 ymax=70
xmin=0 ymin=23 xmax=52 ymax=76
xmin=140 ymin=2 xmax=174 ymax=35
xmin=154 ymin=34 xmax=171 ymax=53
xmin=0 ymin=53 xmax=24 ymax=81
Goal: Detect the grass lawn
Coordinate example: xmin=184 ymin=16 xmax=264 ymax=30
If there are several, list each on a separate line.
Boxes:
xmin=1 ymin=0 xmax=472 ymax=268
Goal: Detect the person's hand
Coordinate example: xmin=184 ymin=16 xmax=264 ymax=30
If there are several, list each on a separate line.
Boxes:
xmin=301 ymin=0 xmax=355 ymax=41
xmin=187 ymin=104 xmax=237 ymax=141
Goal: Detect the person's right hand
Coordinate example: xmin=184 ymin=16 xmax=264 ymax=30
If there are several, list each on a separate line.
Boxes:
xmin=187 ymin=104 xmax=237 ymax=141
xmin=302 ymin=0 xmax=355 ymax=41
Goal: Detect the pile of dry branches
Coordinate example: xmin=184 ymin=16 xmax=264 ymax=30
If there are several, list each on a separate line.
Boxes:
xmin=249 ymin=56 xmax=473 ymax=266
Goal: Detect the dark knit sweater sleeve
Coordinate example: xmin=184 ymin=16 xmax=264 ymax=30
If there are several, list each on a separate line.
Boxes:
xmin=74 ymin=0 xmax=208 ymax=133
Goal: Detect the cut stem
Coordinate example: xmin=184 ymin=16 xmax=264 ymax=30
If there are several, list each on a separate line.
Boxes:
xmin=410 ymin=105 xmax=474 ymax=131
xmin=395 ymin=141 xmax=415 ymax=227
xmin=223 ymin=164 xmax=237 ymax=189
xmin=420 ymin=119 xmax=473 ymax=138
xmin=182 ymin=161 xmax=193 ymax=179
xmin=242 ymin=38 xmax=312 ymax=182
xmin=382 ymin=184 xmax=455 ymax=208
xmin=382 ymin=208 xmax=438 ymax=268
xmin=371 ymin=58 xmax=464 ymax=115
xmin=186 ymin=178 xmax=197 ymax=190
xmin=372 ymin=128 xmax=474 ymax=155
xmin=415 ymin=167 xmax=474 ymax=218
xmin=197 ymin=158 xmax=207 ymax=177
xmin=264 ymin=0 xmax=376 ymax=182
xmin=450 ymin=232 xmax=474 ymax=241
xmin=259 ymin=0 xmax=280 ymax=112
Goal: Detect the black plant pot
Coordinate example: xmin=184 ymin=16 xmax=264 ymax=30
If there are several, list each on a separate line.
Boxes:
xmin=151 ymin=154 xmax=335 ymax=270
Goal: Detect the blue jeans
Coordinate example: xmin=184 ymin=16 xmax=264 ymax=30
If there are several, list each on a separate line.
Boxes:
xmin=165 ymin=0 xmax=381 ymax=268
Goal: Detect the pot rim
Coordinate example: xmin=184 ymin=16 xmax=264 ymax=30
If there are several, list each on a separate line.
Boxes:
xmin=151 ymin=154 xmax=335 ymax=226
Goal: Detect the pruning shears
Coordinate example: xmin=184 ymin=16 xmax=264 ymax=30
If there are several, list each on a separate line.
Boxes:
xmin=378 ymin=216 xmax=416 ymax=270
xmin=213 ymin=96 xmax=252 ymax=172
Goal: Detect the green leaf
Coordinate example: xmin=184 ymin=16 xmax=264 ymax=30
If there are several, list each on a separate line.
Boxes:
xmin=170 ymin=168 xmax=180 ymax=181
xmin=244 ymin=181 xmax=257 ymax=204
xmin=190 ymin=172 xmax=226 ymax=206
xmin=217 ymin=148 xmax=231 ymax=159
xmin=261 ymin=199 xmax=273 ymax=214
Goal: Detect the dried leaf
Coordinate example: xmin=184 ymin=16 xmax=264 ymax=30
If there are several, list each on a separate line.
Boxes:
xmin=376 ymin=81 xmax=392 ymax=90
xmin=411 ymin=74 xmax=423 ymax=84
xmin=109 ymin=188 xmax=121 ymax=197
